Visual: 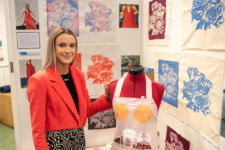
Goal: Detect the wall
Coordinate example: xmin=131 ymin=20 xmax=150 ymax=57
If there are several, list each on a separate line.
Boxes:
xmin=142 ymin=0 xmax=225 ymax=150
xmin=0 ymin=0 xmax=10 ymax=87
xmin=5 ymin=0 xmax=143 ymax=149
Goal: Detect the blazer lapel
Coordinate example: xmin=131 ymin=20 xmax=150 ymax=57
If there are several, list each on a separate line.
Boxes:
xmin=47 ymin=66 xmax=81 ymax=122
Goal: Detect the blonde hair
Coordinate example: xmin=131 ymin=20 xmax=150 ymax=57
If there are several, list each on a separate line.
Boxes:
xmin=41 ymin=27 xmax=77 ymax=70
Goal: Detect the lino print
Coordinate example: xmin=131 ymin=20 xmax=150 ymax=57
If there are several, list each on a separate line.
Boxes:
xmin=182 ymin=67 xmax=213 ymax=116
xmin=85 ymin=1 xmax=112 ymax=32
xmin=158 ymin=60 xmax=179 ymax=108
xmin=165 ymin=126 xmax=190 ymax=150
xmin=148 ymin=0 xmax=166 ymax=40
xmin=87 ymin=55 xmax=115 ymax=84
xmin=88 ymin=99 xmax=116 ymax=129
xmin=47 ymin=0 xmax=79 ymax=36
xmin=191 ymin=0 xmax=225 ymax=30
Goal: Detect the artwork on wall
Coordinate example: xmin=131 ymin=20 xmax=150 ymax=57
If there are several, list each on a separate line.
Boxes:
xmin=19 ymin=59 xmax=42 ymax=88
xmin=15 ymin=0 xmax=39 ymax=30
xmin=182 ymin=0 xmax=225 ymax=51
xmin=158 ymin=60 xmax=179 ymax=108
xmin=165 ymin=126 xmax=191 ymax=150
xmin=121 ymin=55 xmax=140 ymax=76
xmin=79 ymin=45 xmax=120 ymax=97
xmin=79 ymin=0 xmax=116 ymax=43
xmin=220 ymin=89 xmax=225 ymax=137
xmin=145 ymin=0 xmax=171 ymax=45
xmin=72 ymin=53 xmax=81 ymax=70
xmin=144 ymin=67 xmax=154 ymax=81
xmin=155 ymin=52 xmax=225 ymax=147
xmin=88 ymin=99 xmax=116 ymax=130
xmin=119 ymin=4 xmax=139 ymax=28
xmin=17 ymin=32 xmax=40 ymax=49
xmin=46 ymin=0 xmax=79 ymax=37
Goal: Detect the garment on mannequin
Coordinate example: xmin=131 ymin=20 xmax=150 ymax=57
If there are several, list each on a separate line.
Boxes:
xmin=109 ymin=66 xmax=165 ymax=149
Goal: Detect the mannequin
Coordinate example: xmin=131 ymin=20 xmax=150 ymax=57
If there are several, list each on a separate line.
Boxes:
xmin=109 ymin=65 xmax=165 ymax=149
xmin=109 ymin=65 xmax=165 ymax=110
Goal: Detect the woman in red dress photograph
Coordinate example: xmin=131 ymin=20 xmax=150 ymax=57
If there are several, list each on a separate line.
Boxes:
xmin=119 ymin=4 xmax=138 ymax=28
xmin=17 ymin=3 xmax=38 ymax=30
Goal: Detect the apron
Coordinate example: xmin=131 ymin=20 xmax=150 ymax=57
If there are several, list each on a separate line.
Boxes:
xmin=112 ymin=74 xmax=158 ymax=150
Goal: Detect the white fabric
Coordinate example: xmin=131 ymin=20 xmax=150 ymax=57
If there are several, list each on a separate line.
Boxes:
xmin=112 ymin=74 xmax=158 ymax=150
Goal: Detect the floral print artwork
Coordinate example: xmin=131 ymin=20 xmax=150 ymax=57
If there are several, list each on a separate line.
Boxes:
xmin=87 ymin=55 xmax=115 ymax=84
xmin=47 ymin=0 xmax=79 ymax=36
xmin=165 ymin=126 xmax=190 ymax=150
xmin=85 ymin=1 xmax=112 ymax=32
xmin=191 ymin=0 xmax=225 ymax=30
xmin=158 ymin=60 xmax=179 ymax=108
xmin=182 ymin=67 xmax=213 ymax=116
xmin=148 ymin=0 xmax=166 ymax=40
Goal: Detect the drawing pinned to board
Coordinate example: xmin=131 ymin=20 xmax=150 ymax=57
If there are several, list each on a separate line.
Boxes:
xmin=72 ymin=53 xmax=81 ymax=70
xmin=165 ymin=126 xmax=191 ymax=150
xmin=144 ymin=67 xmax=154 ymax=81
xmin=158 ymin=60 xmax=179 ymax=108
xmin=46 ymin=0 xmax=79 ymax=36
xmin=220 ymin=89 xmax=225 ymax=137
xmin=191 ymin=0 xmax=225 ymax=30
xmin=182 ymin=67 xmax=213 ymax=116
xmin=87 ymin=55 xmax=115 ymax=84
xmin=119 ymin=4 xmax=139 ymax=28
xmin=88 ymin=99 xmax=116 ymax=130
xmin=19 ymin=59 xmax=42 ymax=88
xmin=15 ymin=0 xmax=39 ymax=30
xmin=121 ymin=55 xmax=140 ymax=76
xmin=148 ymin=0 xmax=166 ymax=40
xmin=85 ymin=1 xmax=112 ymax=32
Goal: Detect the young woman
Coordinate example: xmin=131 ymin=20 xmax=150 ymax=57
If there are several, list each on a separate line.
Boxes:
xmin=27 ymin=27 xmax=112 ymax=150
xmin=120 ymin=4 xmax=138 ymax=28
xmin=17 ymin=3 xmax=38 ymax=30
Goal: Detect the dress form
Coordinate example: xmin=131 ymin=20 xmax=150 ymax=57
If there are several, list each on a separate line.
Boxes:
xmin=109 ymin=65 xmax=165 ymax=110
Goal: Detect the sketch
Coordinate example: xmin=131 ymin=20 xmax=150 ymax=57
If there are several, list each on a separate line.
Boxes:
xmin=144 ymin=67 xmax=154 ymax=81
xmin=119 ymin=4 xmax=139 ymax=28
xmin=85 ymin=1 xmax=112 ymax=32
xmin=121 ymin=55 xmax=140 ymax=76
xmin=191 ymin=0 xmax=225 ymax=30
xmin=158 ymin=60 xmax=179 ymax=108
xmin=19 ymin=59 xmax=42 ymax=88
xmin=87 ymin=55 xmax=115 ymax=84
xmin=182 ymin=67 xmax=213 ymax=116
xmin=148 ymin=0 xmax=166 ymax=40
xmin=47 ymin=0 xmax=79 ymax=36
xmin=165 ymin=126 xmax=191 ymax=150
xmin=220 ymin=89 xmax=225 ymax=137
xmin=15 ymin=0 xmax=39 ymax=30
xmin=72 ymin=53 xmax=81 ymax=70
xmin=88 ymin=99 xmax=116 ymax=130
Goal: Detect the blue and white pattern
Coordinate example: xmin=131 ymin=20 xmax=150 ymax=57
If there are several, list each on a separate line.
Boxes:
xmin=182 ymin=67 xmax=213 ymax=116
xmin=158 ymin=60 xmax=179 ymax=108
xmin=191 ymin=0 xmax=225 ymax=30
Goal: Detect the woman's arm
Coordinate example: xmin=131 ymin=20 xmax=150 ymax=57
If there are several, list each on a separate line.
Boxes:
xmin=119 ymin=6 xmax=125 ymax=15
xmin=27 ymin=75 xmax=49 ymax=150
xmin=133 ymin=6 xmax=138 ymax=15
xmin=17 ymin=9 xmax=25 ymax=21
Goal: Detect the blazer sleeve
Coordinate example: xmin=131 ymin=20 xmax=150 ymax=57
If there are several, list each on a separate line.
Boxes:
xmin=27 ymin=75 xmax=49 ymax=150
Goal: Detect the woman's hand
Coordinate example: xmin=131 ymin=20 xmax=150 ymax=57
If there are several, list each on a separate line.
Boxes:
xmin=104 ymin=80 xmax=116 ymax=100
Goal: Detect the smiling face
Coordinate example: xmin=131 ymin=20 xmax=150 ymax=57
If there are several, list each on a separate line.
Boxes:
xmin=55 ymin=33 xmax=76 ymax=71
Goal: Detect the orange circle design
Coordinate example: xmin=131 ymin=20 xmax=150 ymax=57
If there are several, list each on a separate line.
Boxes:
xmin=114 ymin=103 xmax=129 ymax=121
xmin=134 ymin=105 xmax=153 ymax=124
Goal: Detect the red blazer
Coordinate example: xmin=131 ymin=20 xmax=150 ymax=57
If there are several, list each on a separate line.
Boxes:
xmin=27 ymin=65 xmax=112 ymax=150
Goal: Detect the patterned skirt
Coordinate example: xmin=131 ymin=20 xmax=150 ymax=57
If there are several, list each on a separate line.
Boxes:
xmin=46 ymin=128 xmax=85 ymax=150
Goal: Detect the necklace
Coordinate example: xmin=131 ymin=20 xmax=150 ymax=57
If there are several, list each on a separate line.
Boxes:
xmin=62 ymin=72 xmax=70 ymax=81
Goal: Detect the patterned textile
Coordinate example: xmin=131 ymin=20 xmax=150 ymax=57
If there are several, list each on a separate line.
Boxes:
xmin=46 ymin=128 xmax=85 ymax=150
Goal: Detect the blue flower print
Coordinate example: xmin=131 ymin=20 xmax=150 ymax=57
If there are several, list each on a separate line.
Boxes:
xmin=182 ymin=67 xmax=213 ymax=116
xmin=191 ymin=0 xmax=225 ymax=30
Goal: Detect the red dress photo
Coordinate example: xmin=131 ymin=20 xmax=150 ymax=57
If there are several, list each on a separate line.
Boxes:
xmin=122 ymin=6 xmax=137 ymax=28
xmin=26 ymin=62 xmax=35 ymax=84
xmin=24 ymin=10 xmax=37 ymax=30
